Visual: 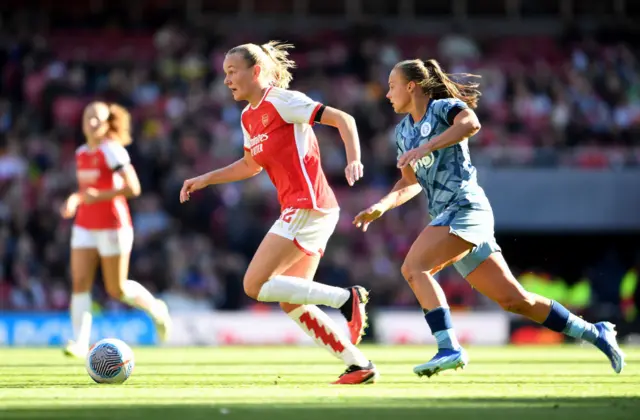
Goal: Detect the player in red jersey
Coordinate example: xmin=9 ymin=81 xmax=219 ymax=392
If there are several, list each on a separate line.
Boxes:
xmin=180 ymin=41 xmax=377 ymax=384
xmin=60 ymin=102 xmax=171 ymax=358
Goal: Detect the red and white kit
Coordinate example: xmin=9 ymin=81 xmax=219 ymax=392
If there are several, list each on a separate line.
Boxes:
xmin=241 ymin=87 xmax=339 ymax=256
xmin=72 ymin=140 xmax=134 ymax=256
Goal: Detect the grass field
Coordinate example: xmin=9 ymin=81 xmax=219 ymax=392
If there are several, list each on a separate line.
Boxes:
xmin=0 ymin=345 xmax=638 ymax=420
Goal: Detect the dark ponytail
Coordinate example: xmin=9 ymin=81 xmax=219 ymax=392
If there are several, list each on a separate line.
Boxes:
xmin=395 ymin=59 xmax=481 ymax=109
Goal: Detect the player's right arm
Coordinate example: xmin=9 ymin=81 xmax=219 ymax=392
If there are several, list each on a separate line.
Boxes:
xmin=179 ymin=150 xmax=262 ymax=203
xmin=353 ymin=165 xmax=422 ymax=232
xmin=61 ymin=190 xmax=82 ymax=219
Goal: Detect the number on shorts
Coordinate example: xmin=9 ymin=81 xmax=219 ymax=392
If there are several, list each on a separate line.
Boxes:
xmin=281 ymin=208 xmax=297 ymax=224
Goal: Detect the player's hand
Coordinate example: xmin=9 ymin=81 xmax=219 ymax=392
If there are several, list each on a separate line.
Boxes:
xmin=180 ymin=175 xmax=208 ymax=203
xmin=60 ymin=193 xmax=81 ymax=219
xmin=345 ymin=160 xmax=364 ymax=186
xmin=397 ymin=145 xmax=430 ymax=169
xmin=353 ymin=203 xmax=387 ymax=232
xmin=80 ymin=188 xmax=100 ymax=205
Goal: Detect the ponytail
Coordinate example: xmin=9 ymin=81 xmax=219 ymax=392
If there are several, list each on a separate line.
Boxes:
xmin=259 ymin=41 xmax=295 ymax=89
xmin=227 ymin=40 xmax=296 ymax=89
xmin=395 ymin=59 xmax=481 ymax=109
xmin=107 ymin=103 xmax=132 ymax=146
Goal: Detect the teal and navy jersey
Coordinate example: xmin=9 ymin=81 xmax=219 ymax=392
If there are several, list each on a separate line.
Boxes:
xmin=395 ymin=98 xmax=491 ymax=219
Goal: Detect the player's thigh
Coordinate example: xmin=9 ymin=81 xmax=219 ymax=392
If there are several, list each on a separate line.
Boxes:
xmin=283 ymin=254 xmax=322 ymax=281
xmin=244 ymin=233 xmax=306 ymax=294
xmin=70 ymin=248 xmax=100 ymax=293
xmin=403 ymin=225 xmax=473 ymax=276
xmin=100 ymin=253 xmax=131 ymax=300
xmin=292 ymin=210 xmax=339 ymax=257
xmin=70 ymin=226 xmax=100 ymax=293
xmin=96 ymin=228 xmax=134 ymax=299
xmin=279 ymin=255 xmax=322 ymax=313
xmin=464 ymin=252 xmax=528 ymax=304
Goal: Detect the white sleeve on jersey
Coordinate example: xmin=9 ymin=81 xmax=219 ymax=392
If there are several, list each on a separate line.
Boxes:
xmin=75 ymin=144 xmax=89 ymax=156
xmin=270 ymin=89 xmax=322 ymax=125
xmin=241 ymin=122 xmax=251 ymax=151
xmin=101 ymin=141 xmax=131 ymax=171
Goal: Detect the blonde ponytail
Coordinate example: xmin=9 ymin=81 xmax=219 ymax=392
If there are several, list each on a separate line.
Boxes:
xmin=227 ymin=40 xmax=296 ymax=88
xmin=259 ymin=41 xmax=295 ymax=89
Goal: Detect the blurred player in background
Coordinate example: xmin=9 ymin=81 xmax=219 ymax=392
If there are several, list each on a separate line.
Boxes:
xmin=60 ymin=102 xmax=172 ymax=358
xmin=354 ymin=59 xmax=625 ymax=377
xmin=180 ymin=41 xmax=377 ymax=384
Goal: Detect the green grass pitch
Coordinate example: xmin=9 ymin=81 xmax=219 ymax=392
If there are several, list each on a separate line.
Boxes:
xmin=0 ymin=345 xmax=638 ymax=420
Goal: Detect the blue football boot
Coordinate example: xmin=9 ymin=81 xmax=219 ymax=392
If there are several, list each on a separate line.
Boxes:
xmin=594 ymin=322 xmax=626 ymax=374
xmin=413 ymin=348 xmax=469 ymax=378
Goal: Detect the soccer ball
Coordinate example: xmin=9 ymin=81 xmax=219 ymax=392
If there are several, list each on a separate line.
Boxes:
xmin=85 ymin=338 xmax=135 ymax=384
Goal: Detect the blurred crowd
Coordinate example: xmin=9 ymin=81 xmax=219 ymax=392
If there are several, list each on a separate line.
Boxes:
xmin=0 ymin=13 xmax=639 ymax=320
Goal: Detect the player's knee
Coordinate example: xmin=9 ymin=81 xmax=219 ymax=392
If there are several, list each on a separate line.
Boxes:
xmin=279 ymin=302 xmax=299 ymax=313
xmin=497 ymin=291 xmax=535 ymax=315
xmin=401 ymin=261 xmax=422 ymax=286
xmin=401 ymin=260 xmax=436 ymax=285
xmin=71 ymin=277 xmax=92 ymax=294
xmin=400 ymin=261 xmax=412 ymax=282
xmin=104 ymin=283 xmax=124 ymax=300
xmin=242 ymin=275 xmax=263 ymax=300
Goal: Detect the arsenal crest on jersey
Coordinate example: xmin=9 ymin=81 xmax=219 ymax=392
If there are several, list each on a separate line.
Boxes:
xmin=262 ymin=114 xmax=269 ymax=127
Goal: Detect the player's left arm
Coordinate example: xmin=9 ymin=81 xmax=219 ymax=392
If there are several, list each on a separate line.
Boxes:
xmin=82 ymin=143 xmax=141 ymax=204
xmin=82 ymin=164 xmax=142 ymax=204
xmin=397 ymin=107 xmax=481 ymax=169
xmin=89 ymin=165 xmax=142 ymax=203
xmin=317 ymin=107 xmax=360 ymax=164
xmin=423 ymin=109 xmax=481 ymax=153
xmin=276 ymin=91 xmax=363 ymax=186
xmin=317 ymin=107 xmax=363 ymax=186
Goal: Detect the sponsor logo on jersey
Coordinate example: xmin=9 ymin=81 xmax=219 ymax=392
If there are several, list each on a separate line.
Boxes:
xmin=77 ymin=169 xmax=101 ymax=183
xmin=248 ymin=133 xmax=269 ymax=148
xmin=411 ymin=153 xmax=435 ymax=171
xmin=248 ymin=133 xmax=269 ymax=156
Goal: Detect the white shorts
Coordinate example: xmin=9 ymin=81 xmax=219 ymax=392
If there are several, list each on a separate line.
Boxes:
xmin=71 ymin=226 xmax=134 ymax=257
xmin=269 ymin=208 xmax=339 ymax=256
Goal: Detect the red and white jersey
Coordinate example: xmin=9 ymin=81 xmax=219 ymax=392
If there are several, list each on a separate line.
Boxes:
xmin=74 ymin=140 xmax=132 ymax=229
xmin=241 ymin=87 xmax=339 ymax=212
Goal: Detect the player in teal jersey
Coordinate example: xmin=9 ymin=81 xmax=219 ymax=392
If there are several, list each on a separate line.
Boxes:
xmin=354 ymin=58 xmax=625 ymax=377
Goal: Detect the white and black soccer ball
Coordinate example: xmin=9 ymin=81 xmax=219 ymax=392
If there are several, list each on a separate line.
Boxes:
xmin=85 ymin=338 xmax=135 ymax=384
